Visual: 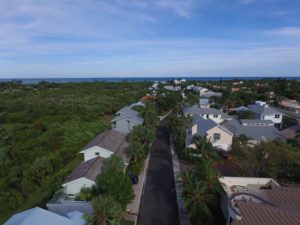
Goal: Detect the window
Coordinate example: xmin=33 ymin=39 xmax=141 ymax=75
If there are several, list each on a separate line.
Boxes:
xmin=213 ymin=133 xmax=221 ymax=140
xmin=95 ymin=152 xmax=100 ymax=156
xmin=213 ymin=114 xmax=218 ymax=118
xmin=275 ymin=114 xmax=280 ymax=118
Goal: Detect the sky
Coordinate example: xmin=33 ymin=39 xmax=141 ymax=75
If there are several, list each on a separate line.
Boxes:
xmin=0 ymin=0 xmax=300 ymax=78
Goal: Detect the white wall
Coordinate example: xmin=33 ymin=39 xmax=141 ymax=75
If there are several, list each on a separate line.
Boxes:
xmin=207 ymin=126 xmax=233 ymax=151
xmin=200 ymin=114 xmax=224 ymax=124
xmin=81 ymin=146 xmax=113 ymax=161
xmin=63 ymin=178 xmax=95 ymax=195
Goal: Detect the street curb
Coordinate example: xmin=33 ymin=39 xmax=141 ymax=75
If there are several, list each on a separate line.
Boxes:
xmin=170 ymin=135 xmax=191 ymax=225
xmin=125 ymin=153 xmax=150 ymax=225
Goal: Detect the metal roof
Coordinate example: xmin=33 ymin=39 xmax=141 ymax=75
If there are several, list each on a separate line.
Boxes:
xmin=4 ymin=207 xmax=85 ymax=225
xmin=183 ymin=105 xmax=227 ymax=116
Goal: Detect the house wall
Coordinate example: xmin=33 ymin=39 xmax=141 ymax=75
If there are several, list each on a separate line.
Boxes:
xmin=200 ymin=114 xmax=223 ymax=124
xmin=62 ymin=178 xmax=95 ymax=195
xmin=206 ymin=126 xmax=233 ymax=151
xmin=81 ymin=146 xmax=113 ymax=161
xmin=112 ymin=119 xmax=131 ymax=134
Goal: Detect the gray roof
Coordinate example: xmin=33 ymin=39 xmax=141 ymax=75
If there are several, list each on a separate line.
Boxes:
xmin=221 ymin=118 xmax=284 ymax=141
xmin=83 ymin=129 xmax=126 ymax=153
xmin=186 ymin=115 xmax=232 ymax=146
xmin=112 ymin=106 xmax=144 ymax=124
xmin=240 ymin=119 xmax=274 ymax=126
xmin=199 ymin=98 xmax=210 ymax=104
xmin=248 ymin=105 xmax=282 ymax=116
xmin=183 ymin=105 xmax=227 ymax=117
xmin=63 ymin=156 xmax=104 ymax=184
xmin=4 ymin=207 xmax=85 ymax=225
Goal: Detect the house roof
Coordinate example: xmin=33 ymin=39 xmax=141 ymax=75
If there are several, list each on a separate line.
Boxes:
xmin=219 ymin=177 xmax=300 ymax=225
xmin=63 ymin=157 xmax=104 ymax=184
xmin=248 ymin=105 xmax=282 ymax=116
xmin=112 ymin=106 xmax=144 ymax=124
xmin=183 ymin=105 xmax=228 ymax=117
xmin=221 ymin=118 xmax=284 ymax=141
xmin=240 ymin=119 xmax=274 ymax=126
xmin=199 ymin=98 xmax=210 ymax=104
xmin=4 ymin=207 xmax=85 ymax=225
xmin=82 ymin=129 xmax=127 ymax=153
xmin=186 ymin=115 xmax=232 ymax=146
xmin=200 ymin=91 xmax=222 ymax=97
xmin=233 ymin=201 xmax=300 ymax=225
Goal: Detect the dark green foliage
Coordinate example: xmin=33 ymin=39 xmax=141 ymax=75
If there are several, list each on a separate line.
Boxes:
xmin=156 ymin=92 xmax=182 ymax=113
xmin=231 ymin=137 xmax=300 ymax=182
xmin=86 ymin=195 xmax=123 ymax=225
xmin=0 ymin=81 xmax=147 ymax=222
xmin=96 ymin=156 xmax=134 ymax=209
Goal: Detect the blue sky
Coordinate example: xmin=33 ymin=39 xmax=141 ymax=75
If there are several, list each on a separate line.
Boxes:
xmin=0 ymin=0 xmax=300 ymax=78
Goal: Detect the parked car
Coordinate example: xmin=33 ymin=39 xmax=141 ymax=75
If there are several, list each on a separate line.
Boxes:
xmin=129 ymin=172 xmax=139 ymax=185
xmin=217 ymin=149 xmax=228 ymax=160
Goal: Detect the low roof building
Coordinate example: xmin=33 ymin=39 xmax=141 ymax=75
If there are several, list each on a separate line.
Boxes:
xmin=4 ymin=207 xmax=86 ymax=225
xmin=218 ymin=177 xmax=300 ymax=225
xmin=80 ymin=129 xmax=129 ymax=164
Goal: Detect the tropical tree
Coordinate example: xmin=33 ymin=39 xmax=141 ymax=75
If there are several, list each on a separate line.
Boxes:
xmin=128 ymin=142 xmax=145 ymax=163
xmin=192 ymin=137 xmax=220 ymax=161
xmin=86 ymin=195 xmax=123 ymax=225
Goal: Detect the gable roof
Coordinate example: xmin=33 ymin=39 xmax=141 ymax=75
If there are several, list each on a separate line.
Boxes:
xmin=186 ymin=115 xmax=232 ymax=146
xmin=221 ymin=118 xmax=284 ymax=141
xmin=4 ymin=207 xmax=85 ymax=225
xmin=63 ymin=157 xmax=104 ymax=184
xmin=82 ymin=129 xmax=126 ymax=153
xmin=112 ymin=106 xmax=144 ymax=124
xmin=248 ymin=105 xmax=282 ymax=116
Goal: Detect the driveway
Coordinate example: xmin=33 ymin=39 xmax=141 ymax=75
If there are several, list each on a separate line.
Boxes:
xmin=138 ymin=121 xmax=180 ymax=225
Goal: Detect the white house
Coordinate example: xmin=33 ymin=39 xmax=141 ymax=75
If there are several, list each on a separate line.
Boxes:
xmin=4 ymin=207 xmax=86 ymax=225
xmin=164 ymin=85 xmax=181 ymax=91
xmin=248 ymin=101 xmax=282 ymax=124
xmin=193 ymin=86 xmax=208 ymax=94
xmin=80 ymin=129 xmax=129 ymax=164
xmin=111 ymin=106 xmax=144 ymax=134
xmin=62 ymin=157 xmax=104 ymax=195
xmin=186 ymin=115 xmax=233 ymax=151
xmin=183 ymin=105 xmax=229 ymax=124
xmin=218 ymin=177 xmax=300 ymax=225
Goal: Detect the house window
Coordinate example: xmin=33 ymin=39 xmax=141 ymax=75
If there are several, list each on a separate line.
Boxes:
xmin=95 ymin=152 xmax=100 ymax=156
xmin=275 ymin=114 xmax=280 ymax=118
xmin=213 ymin=114 xmax=218 ymax=118
xmin=213 ymin=133 xmax=221 ymax=140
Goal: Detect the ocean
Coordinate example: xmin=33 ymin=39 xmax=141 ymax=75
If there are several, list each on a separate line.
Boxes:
xmin=0 ymin=77 xmax=299 ymax=84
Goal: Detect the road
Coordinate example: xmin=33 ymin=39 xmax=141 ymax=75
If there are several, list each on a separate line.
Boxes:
xmin=138 ymin=121 xmax=180 ymax=225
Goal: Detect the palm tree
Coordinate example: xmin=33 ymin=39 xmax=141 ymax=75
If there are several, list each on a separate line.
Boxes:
xmin=86 ymin=195 xmax=123 ymax=225
xmin=182 ymin=179 xmax=218 ymax=225
xmin=128 ymin=142 xmax=145 ymax=163
xmin=192 ymin=137 xmax=219 ymax=161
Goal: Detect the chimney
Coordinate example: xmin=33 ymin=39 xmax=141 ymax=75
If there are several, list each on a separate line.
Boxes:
xmin=192 ymin=124 xmax=198 ymax=135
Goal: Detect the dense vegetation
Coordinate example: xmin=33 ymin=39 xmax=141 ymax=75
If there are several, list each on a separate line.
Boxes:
xmin=0 ymin=81 xmax=148 ymax=223
xmin=231 ymin=136 xmax=300 ymax=183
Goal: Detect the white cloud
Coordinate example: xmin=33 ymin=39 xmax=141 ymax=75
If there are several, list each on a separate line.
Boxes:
xmin=267 ymin=27 xmax=300 ymax=37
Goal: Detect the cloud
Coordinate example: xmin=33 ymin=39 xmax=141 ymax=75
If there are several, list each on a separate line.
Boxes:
xmin=266 ymin=27 xmax=300 ymax=37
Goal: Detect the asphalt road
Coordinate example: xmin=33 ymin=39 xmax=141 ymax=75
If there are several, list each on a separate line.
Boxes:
xmin=138 ymin=121 xmax=180 ymax=225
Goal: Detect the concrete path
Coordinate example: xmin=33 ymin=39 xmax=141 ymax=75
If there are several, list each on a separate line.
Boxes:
xmin=138 ymin=121 xmax=180 ymax=225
